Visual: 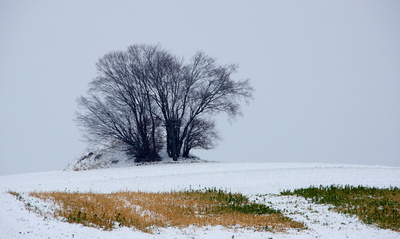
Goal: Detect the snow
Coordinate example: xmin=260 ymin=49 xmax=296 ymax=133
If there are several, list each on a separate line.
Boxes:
xmin=64 ymin=145 xmax=210 ymax=171
xmin=1 ymin=162 xmax=399 ymax=238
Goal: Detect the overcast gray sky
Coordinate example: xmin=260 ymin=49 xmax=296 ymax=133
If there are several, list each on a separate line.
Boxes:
xmin=1 ymin=1 xmax=399 ymax=175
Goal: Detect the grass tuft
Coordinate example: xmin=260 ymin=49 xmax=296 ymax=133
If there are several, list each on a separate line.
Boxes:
xmin=28 ymin=188 xmax=305 ymax=233
xmin=8 ymin=190 xmax=23 ymax=201
xmin=281 ymin=185 xmax=400 ymax=231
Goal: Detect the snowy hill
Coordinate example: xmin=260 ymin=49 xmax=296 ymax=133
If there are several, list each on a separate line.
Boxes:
xmin=1 ymin=162 xmax=399 ymax=239
xmin=64 ymin=146 xmax=210 ymax=171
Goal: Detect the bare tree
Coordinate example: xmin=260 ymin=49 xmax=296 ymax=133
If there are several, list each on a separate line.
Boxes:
xmin=76 ymin=49 xmax=163 ymax=162
xmin=147 ymin=50 xmax=254 ymax=160
xmin=76 ymin=44 xmax=253 ymax=162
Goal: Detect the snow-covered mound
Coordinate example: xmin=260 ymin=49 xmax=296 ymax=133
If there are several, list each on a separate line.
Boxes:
xmin=65 ymin=146 xmax=130 ymax=171
xmin=65 ymin=146 xmax=211 ymax=171
xmin=1 ymin=162 xmax=399 ymax=239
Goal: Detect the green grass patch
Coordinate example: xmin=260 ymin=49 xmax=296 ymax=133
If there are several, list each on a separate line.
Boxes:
xmin=281 ymin=185 xmax=400 ymax=231
xmin=185 ymin=187 xmax=280 ymax=215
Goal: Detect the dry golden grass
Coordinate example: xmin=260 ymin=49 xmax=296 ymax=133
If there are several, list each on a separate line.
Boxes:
xmin=30 ymin=189 xmax=305 ymax=233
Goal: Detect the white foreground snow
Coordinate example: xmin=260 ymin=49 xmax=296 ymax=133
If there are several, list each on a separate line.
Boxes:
xmin=1 ymin=162 xmax=399 ymax=238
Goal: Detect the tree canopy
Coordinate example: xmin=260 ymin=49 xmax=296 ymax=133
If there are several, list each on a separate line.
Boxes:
xmin=76 ymin=44 xmax=253 ymax=162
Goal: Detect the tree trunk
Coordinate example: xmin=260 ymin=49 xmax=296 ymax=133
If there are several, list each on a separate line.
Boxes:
xmin=166 ymin=120 xmax=179 ymax=161
xmin=182 ymin=144 xmax=190 ymax=158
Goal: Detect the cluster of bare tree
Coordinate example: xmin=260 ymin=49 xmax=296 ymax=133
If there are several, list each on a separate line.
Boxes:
xmin=76 ymin=44 xmax=253 ymax=162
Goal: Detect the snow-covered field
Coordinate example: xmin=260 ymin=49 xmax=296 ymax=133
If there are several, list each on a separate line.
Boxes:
xmin=1 ymin=162 xmax=399 ymax=239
